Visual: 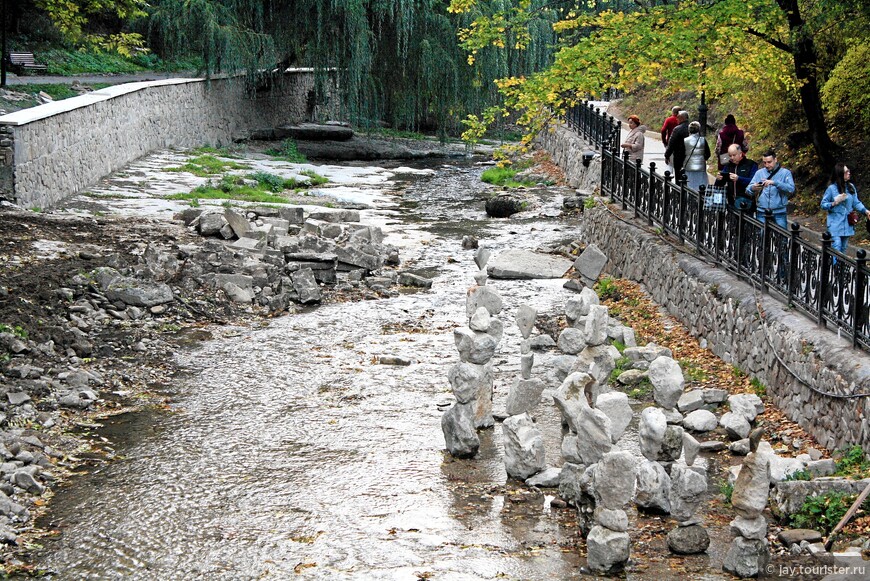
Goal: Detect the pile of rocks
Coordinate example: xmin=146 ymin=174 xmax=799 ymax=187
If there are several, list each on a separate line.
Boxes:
xmin=724 ymin=430 xmax=772 ymax=578
xmin=441 ymin=249 xmax=503 ymax=458
xmin=182 ymin=206 xmax=408 ymax=308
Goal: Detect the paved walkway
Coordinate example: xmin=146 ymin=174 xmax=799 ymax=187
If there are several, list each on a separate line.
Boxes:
xmin=589 ymin=101 xmax=859 ymax=255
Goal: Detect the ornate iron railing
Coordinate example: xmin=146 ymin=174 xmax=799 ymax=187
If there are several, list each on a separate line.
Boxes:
xmin=565 ymin=101 xmax=870 ymax=350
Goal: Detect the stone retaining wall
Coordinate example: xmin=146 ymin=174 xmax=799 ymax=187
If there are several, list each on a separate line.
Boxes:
xmin=0 ymin=71 xmax=321 ymax=209
xmin=540 ymin=124 xmax=870 ymax=453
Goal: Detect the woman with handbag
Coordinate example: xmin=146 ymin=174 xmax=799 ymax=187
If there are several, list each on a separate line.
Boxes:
xmin=620 ymin=115 xmax=647 ymax=164
xmin=683 ymin=121 xmax=711 ymax=192
xmin=821 ymin=163 xmax=870 ymax=253
xmin=715 ymin=115 xmax=744 ymax=171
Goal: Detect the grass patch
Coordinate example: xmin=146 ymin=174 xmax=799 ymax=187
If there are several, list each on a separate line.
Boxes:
xmin=627 ymin=380 xmax=652 ymax=400
xmin=750 ymin=377 xmax=767 ymax=398
xmin=192 ymin=145 xmax=243 ymax=159
xmin=167 ymin=186 xmax=288 ymax=204
xmin=679 ymin=359 xmax=709 ymax=383
xmin=480 ymin=166 xmax=535 ymax=188
xmin=266 ymin=139 xmax=307 ymax=163
xmin=784 ymin=469 xmax=812 ymax=481
xmin=38 ymin=48 xmax=200 ymax=75
xmin=165 ymin=155 xmax=248 ymax=177
xmin=609 ymin=355 xmax=633 ymax=384
xmin=300 ymin=170 xmax=329 ymax=186
xmin=248 ymin=171 xmax=300 ymax=192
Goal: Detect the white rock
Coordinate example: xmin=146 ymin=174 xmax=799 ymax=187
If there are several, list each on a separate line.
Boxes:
xmin=639 ymin=407 xmax=667 ymax=461
xmin=649 ymin=356 xmax=685 ymax=410
xmin=595 ymin=391 xmax=633 ymax=443
xmin=501 ymin=413 xmax=546 ymax=480
xmin=683 ymin=409 xmax=719 ymax=432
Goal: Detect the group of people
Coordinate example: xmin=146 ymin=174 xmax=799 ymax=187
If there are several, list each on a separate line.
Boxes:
xmin=621 ymin=106 xmax=869 ymax=253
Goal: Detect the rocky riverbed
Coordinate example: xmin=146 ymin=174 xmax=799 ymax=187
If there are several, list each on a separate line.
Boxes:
xmin=0 ymin=143 xmax=867 ymax=579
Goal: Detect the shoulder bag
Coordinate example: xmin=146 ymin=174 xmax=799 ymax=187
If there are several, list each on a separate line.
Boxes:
xmin=847 ymin=184 xmax=861 ymax=225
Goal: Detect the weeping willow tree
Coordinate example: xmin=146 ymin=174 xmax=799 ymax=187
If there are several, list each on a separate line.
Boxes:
xmin=146 ymin=0 xmax=561 ymax=136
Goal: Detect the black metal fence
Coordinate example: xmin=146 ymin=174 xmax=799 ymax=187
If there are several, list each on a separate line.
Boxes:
xmin=565 ymin=101 xmax=870 ymax=351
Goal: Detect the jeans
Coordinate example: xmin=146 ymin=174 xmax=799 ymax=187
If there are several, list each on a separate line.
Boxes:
xmin=756 ymin=211 xmax=788 ymax=229
xmin=831 ymin=235 xmax=850 ymax=254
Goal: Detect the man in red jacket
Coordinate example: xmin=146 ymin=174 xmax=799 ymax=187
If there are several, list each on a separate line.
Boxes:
xmin=660 ymin=106 xmax=681 ymax=146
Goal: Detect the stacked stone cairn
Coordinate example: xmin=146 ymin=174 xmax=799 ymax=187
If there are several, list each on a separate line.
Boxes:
xmin=501 ymin=302 xmax=549 ymax=481
xmin=724 ymin=429 xmax=771 ymax=578
xmin=550 ymin=289 xmax=637 ymax=574
xmin=441 ymin=248 xmax=503 ymax=458
xmin=634 ymin=352 xmax=711 ymax=554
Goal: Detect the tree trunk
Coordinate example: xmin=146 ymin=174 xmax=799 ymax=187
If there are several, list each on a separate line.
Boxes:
xmin=777 ymin=0 xmax=838 ymax=169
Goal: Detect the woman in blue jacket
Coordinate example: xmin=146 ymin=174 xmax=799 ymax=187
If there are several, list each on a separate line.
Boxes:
xmin=820 ymin=163 xmax=870 ymax=253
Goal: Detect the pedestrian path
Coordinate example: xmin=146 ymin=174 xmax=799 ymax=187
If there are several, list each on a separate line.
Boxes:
xmin=588 ymin=101 xmax=866 ymax=256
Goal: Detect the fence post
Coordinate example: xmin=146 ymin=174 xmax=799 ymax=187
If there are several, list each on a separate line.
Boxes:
xmin=736 ymin=205 xmax=747 ymax=277
xmin=787 ymin=222 xmax=801 ymax=306
xmin=594 ymin=107 xmax=601 ymax=145
xmin=696 ymin=184 xmax=705 ymax=253
xmin=819 ymin=231 xmax=832 ymax=328
xmin=664 ymin=171 xmax=676 ymax=241
xmin=760 ymin=209 xmax=773 ymax=293
xmin=678 ymin=173 xmax=687 ymax=244
xmin=853 ymin=249 xmax=866 ymax=348
xmin=650 ymin=162 xmax=659 ymax=226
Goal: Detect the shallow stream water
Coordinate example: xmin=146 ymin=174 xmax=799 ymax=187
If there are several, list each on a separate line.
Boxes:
xmin=30 ymin=157 xmax=745 ymax=580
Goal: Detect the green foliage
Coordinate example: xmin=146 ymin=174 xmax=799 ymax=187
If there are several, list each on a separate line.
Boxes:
xmin=834 ymin=445 xmax=870 ymax=478
xmin=0 ymin=324 xmax=28 ymax=339
xmin=480 ymin=166 xmax=532 ymax=188
xmin=167 ymin=184 xmax=288 ymax=204
xmin=248 ymin=171 xmax=291 ymax=192
xmin=609 ymin=355 xmax=632 ymax=384
xmin=583 ymin=196 xmax=596 ymax=210
xmin=300 ymin=170 xmax=328 ymax=186
xmin=34 ymin=0 xmax=147 ymax=52
xmin=165 ymin=155 xmax=248 ymax=177
xmin=611 ymin=340 xmax=626 ymax=354
xmin=822 ymin=43 xmax=870 ymax=127
xmin=679 ymin=359 xmax=709 ymax=383
xmin=595 ymin=277 xmax=620 ymax=301
xmin=627 ymin=381 xmax=652 ymax=400
xmin=188 ymin=198 xmax=200 ymax=208
xmin=265 ymin=140 xmax=307 ymax=163
xmin=784 ymin=469 xmax=812 ymax=482
xmin=750 ymin=377 xmax=767 ymax=398
xmin=720 ymin=481 xmax=734 ymax=505
xmin=790 ymin=492 xmax=869 ymax=535
xmin=732 ymin=365 xmax=747 ymax=379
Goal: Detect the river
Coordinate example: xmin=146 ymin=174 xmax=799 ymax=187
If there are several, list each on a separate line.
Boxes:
xmin=29 ymin=157 xmax=621 ymax=579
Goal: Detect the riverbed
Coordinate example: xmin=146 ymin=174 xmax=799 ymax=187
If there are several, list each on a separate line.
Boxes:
xmin=26 ymin=154 xmax=749 ymax=580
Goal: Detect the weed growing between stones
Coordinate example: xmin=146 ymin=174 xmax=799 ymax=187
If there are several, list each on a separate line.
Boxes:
xmin=750 ymin=377 xmax=767 ymax=398
xmin=265 ymin=139 xmax=307 ymax=163
xmin=834 ymin=445 xmax=870 ymax=477
xmin=165 ymin=154 xmax=249 ymax=176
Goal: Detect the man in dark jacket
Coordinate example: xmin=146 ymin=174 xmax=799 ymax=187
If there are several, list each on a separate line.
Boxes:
xmin=714 ymin=144 xmax=758 ymax=210
xmin=663 ymin=110 xmax=689 ymax=179
xmin=660 ymin=106 xmax=680 ymax=146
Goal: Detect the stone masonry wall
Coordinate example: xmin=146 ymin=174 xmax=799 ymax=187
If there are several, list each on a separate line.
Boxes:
xmin=0 ymin=72 xmax=319 ymax=209
xmin=541 ymin=124 xmax=870 ymax=453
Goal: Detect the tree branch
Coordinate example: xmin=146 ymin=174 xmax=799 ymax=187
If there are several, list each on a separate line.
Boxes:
xmin=745 ymin=27 xmax=792 ymax=54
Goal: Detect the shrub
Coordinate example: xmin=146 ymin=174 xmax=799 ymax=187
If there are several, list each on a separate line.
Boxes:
xmin=266 ymin=140 xmax=307 ymax=163
xmin=790 ymin=492 xmax=869 ymax=535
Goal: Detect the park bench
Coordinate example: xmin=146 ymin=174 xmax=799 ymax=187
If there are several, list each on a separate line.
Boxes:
xmin=6 ymin=52 xmax=47 ymax=75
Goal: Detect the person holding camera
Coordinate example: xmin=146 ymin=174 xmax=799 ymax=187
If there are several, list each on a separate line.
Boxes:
xmin=748 ymin=150 xmax=795 ymax=228
xmin=820 ymin=163 xmax=870 ymax=253
xmin=714 ymin=144 xmax=758 ymax=210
